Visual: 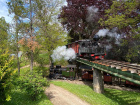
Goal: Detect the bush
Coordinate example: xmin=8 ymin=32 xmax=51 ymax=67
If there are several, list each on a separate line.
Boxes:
xmin=0 ymin=49 xmax=16 ymax=103
xmin=17 ymin=72 xmax=49 ymax=101
xmin=34 ymin=66 xmax=49 ymax=77
xmin=34 ymin=53 xmax=50 ymax=66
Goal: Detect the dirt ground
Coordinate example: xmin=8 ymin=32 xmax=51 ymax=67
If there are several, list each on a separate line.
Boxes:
xmin=45 ymin=84 xmax=90 ymax=105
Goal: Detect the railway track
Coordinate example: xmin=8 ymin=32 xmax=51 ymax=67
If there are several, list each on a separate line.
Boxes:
xmin=91 ymin=59 xmax=140 ymax=75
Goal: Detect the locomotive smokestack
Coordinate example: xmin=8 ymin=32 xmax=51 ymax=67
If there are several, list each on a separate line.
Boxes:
xmin=93 ymin=35 xmax=100 ymax=41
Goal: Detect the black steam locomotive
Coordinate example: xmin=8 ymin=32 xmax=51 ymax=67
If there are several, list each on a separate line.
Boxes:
xmin=67 ymin=35 xmax=106 ymax=60
xmin=49 ymin=64 xmax=76 ymax=80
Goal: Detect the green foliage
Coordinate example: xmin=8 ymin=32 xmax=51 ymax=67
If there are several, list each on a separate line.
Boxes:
xmin=54 ymin=58 xmax=68 ymax=66
xmin=37 ymin=23 xmax=68 ymax=62
xmin=51 ymin=81 xmax=140 ymax=105
xmin=0 ymin=49 xmax=16 ymax=102
xmin=34 ymin=53 xmax=50 ymax=66
xmin=125 ymin=45 xmax=140 ymax=62
xmin=16 ymin=72 xmax=49 ymax=101
xmin=3 ymin=65 xmax=52 ymax=105
xmin=0 ymin=17 xmax=9 ymax=49
xmin=20 ymin=56 xmax=30 ymax=67
xmin=101 ymin=0 xmax=140 ymax=29
xmin=3 ymin=88 xmax=53 ymax=105
xmin=34 ymin=66 xmax=50 ymax=77
xmin=32 ymin=51 xmax=50 ymax=77
xmin=104 ymin=14 xmax=127 ymax=29
xmin=99 ymin=0 xmax=140 ymax=62
xmin=7 ymin=0 xmax=26 ymax=19
xmin=7 ymin=0 xmax=29 ymax=74
xmin=35 ymin=0 xmax=68 ymax=63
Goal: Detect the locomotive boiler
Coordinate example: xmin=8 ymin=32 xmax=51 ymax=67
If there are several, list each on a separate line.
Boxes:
xmin=67 ymin=35 xmax=106 ymax=60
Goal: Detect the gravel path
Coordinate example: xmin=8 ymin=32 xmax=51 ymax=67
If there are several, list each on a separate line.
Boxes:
xmin=45 ymin=84 xmax=90 ymax=105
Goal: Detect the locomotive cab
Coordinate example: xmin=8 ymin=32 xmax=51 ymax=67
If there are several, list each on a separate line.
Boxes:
xmin=78 ymin=37 xmax=105 ymax=60
xmin=67 ymin=34 xmax=106 ymax=60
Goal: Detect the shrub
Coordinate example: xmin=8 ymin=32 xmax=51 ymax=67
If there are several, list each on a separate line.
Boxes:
xmin=17 ymin=72 xmax=49 ymax=101
xmin=34 ymin=66 xmax=49 ymax=77
xmin=0 ymin=49 xmax=16 ymax=103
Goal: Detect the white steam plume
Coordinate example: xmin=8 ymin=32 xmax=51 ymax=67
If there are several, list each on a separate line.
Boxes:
xmin=51 ymin=46 xmax=76 ymax=62
xmin=96 ymin=29 xmax=109 ymax=37
xmin=86 ymin=6 xmax=98 ymax=22
xmin=96 ymin=28 xmax=121 ymax=50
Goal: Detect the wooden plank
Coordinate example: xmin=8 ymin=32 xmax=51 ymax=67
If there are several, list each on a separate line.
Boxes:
xmin=116 ymin=66 xmax=122 ymax=69
xmin=128 ymin=68 xmax=138 ymax=73
xmin=121 ymin=67 xmax=128 ymax=71
xmin=90 ymin=58 xmax=140 ymax=75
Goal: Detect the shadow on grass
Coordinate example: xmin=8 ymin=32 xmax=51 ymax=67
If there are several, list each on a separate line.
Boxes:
xmin=3 ymin=88 xmax=50 ymax=105
xmin=104 ymin=89 xmax=140 ymax=105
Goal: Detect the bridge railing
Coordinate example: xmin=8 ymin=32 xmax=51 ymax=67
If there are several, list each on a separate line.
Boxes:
xmin=76 ymin=58 xmax=140 ymax=85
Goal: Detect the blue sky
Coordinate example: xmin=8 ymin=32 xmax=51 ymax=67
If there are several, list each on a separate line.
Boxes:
xmin=0 ymin=0 xmax=13 ymax=23
xmin=0 ymin=0 xmax=67 ymax=24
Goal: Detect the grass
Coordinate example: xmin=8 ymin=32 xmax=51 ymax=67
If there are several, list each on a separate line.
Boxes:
xmin=3 ymin=88 xmax=52 ymax=105
xmin=51 ymin=81 xmax=140 ymax=105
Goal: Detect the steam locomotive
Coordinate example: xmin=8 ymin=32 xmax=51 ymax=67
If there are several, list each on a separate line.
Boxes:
xmin=49 ymin=64 xmax=76 ymax=80
xmin=67 ymin=35 xmax=106 ymax=60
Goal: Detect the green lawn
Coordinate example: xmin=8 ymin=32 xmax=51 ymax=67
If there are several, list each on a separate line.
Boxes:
xmin=51 ymin=81 xmax=140 ymax=105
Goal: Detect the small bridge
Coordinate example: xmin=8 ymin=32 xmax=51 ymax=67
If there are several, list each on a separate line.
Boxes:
xmin=76 ymin=58 xmax=140 ymax=93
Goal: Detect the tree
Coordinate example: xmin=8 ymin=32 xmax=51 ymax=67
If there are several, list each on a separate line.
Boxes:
xmin=34 ymin=0 xmax=68 ymax=64
xmin=7 ymin=0 xmax=26 ymax=75
xmin=59 ymin=0 xmax=112 ymax=41
xmin=12 ymin=0 xmax=39 ymax=72
xmin=0 ymin=17 xmax=9 ymax=49
xmin=28 ymin=0 xmax=34 ymax=71
xmin=100 ymin=0 xmax=140 ymax=62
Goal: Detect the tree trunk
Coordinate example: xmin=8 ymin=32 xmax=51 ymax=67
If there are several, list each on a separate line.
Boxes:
xmin=30 ymin=0 xmax=33 ymax=72
xmin=17 ymin=52 xmax=20 ymax=75
xmin=30 ymin=50 xmax=33 ymax=72
xmin=16 ymin=18 xmax=20 ymax=75
xmin=93 ymin=69 xmax=104 ymax=93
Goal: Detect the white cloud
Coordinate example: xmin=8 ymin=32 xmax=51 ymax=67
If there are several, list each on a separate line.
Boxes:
xmin=0 ymin=0 xmax=13 ymax=23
